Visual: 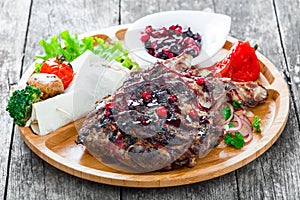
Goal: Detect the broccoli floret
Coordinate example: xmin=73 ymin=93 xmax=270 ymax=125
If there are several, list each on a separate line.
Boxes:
xmin=6 ymin=85 xmax=42 ymax=126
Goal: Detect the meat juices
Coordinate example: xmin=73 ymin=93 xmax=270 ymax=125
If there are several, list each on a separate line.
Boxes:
xmin=77 ymin=54 xmax=268 ymax=173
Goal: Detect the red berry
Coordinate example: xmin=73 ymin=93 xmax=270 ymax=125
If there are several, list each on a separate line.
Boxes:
xmin=168 ymin=94 xmax=178 ymax=102
xmin=151 ymin=31 xmax=162 ymax=38
xmin=141 ymin=34 xmax=150 ymax=42
xmin=105 ymin=102 xmax=115 ymax=110
xmin=141 ymin=91 xmax=152 ymax=101
xmin=175 ymin=25 xmax=182 ymax=34
xmin=189 ymin=109 xmax=198 ymax=117
xmin=184 ymin=37 xmax=195 ymax=46
xmin=148 ymin=49 xmax=154 ymax=55
xmin=192 ymin=45 xmax=200 ymax=54
xmin=151 ymin=41 xmax=157 ymax=49
xmin=145 ymin=25 xmax=153 ymax=34
xmin=196 ymin=77 xmax=205 ymax=85
xmin=105 ymin=111 xmax=111 ymax=117
xmin=169 ymin=25 xmax=177 ymax=30
xmin=168 ymin=52 xmax=174 ymax=58
xmin=162 ymin=48 xmax=169 ymax=55
xmin=157 ymin=107 xmax=168 ymax=117
xmin=160 ymin=27 xmax=169 ymax=35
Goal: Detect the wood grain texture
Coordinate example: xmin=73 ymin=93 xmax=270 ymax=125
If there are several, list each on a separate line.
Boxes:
xmin=214 ymin=0 xmax=300 ymax=199
xmin=0 ymin=0 xmax=31 ymax=199
xmin=274 ymin=0 xmax=300 ymax=121
xmin=5 ymin=0 xmax=121 ymax=199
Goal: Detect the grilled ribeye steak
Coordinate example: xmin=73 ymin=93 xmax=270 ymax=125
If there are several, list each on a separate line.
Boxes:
xmin=77 ymin=54 xmax=268 ymax=173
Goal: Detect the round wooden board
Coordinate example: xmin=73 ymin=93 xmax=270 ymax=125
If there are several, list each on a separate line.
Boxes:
xmin=18 ymin=25 xmax=289 ymax=188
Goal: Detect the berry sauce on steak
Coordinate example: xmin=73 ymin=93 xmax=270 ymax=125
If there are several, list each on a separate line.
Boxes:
xmin=77 ymin=54 xmax=268 ymax=173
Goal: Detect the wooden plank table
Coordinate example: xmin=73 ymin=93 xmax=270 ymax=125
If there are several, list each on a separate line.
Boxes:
xmin=1 ymin=0 xmax=299 ymax=199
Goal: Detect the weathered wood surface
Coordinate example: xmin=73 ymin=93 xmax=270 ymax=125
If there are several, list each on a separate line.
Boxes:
xmin=215 ymin=1 xmax=300 ymax=199
xmin=1 ymin=0 xmax=300 ymax=199
xmin=0 ymin=0 xmax=31 ymax=199
xmin=4 ymin=0 xmax=121 ymax=199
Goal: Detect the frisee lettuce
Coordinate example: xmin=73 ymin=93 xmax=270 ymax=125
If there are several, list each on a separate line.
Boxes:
xmin=34 ymin=30 xmax=139 ymax=72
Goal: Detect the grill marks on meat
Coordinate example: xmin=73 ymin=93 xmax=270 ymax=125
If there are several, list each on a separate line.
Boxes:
xmin=162 ymin=54 xmax=268 ymax=107
xmin=227 ymin=81 xmax=268 ymax=107
xmin=77 ymin=54 xmax=269 ymax=173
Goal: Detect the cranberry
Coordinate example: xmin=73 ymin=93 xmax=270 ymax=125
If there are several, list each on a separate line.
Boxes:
xmin=196 ymin=77 xmax=205 ymax=85
xmin=169 ymin=25 xmax=182 ymax=34
xmin=168 ymin=94 xmax=178 ymax=102
xmin=141 ymin=91 xmax=152 ymax=101
xmin=162 ymin=48 xmax=169 ymax=55
xmin=169 ymin=25 xmax=177 ymax=30
xmin=189 ymin=109 xmax=198 ymax=117
xmin=148 ymin=49 xmax=154 ymax=55
xmin=184 ymin=37 xmax=195 ymax=46
xmin=105 ymin=102 xmax=115 ymax=110
xmin=151 ymin=41 xmax=157 ymax=49
xmin=192 ymin=45 xmax=200 ymax=54
xmin=105 ymin=111 xmax=111 ymax=117
xmin=151 ymin=32 xmax=162 ymax=38
xmin=175 ymin=26 xmax=182 ymax=34
xmin=157 ymin=107 xmax=168 ymax=117
xmin=160 ymin=27 xmax=169 ymax=35
xmin=167 ymin=52 xmax=174 ymax=58
xmin=141 ymin=34 xmax=150 ymax=42
xmin=145 ymin=25 xmax=153 ymax=34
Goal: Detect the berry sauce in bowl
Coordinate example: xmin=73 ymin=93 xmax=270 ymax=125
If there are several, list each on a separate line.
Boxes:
xmin=124 ymin=10 xmax=231 ymax=66
xmin=141 ymin=25 xmax=202 ymax=60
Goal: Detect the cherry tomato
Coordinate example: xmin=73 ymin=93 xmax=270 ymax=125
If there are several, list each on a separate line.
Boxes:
xmin=215 ymin=41 xmax=260 ymax=82
xmin=40 ymin=57 xmax=74 ymax=89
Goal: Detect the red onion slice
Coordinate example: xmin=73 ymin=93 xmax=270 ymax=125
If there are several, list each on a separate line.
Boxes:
xmin=223 ymin=104 xmax=255 ymax=145
xmin=244 ymin=131 xmax=253 ymax=143
xmin=224 ymin=103 xmax=234 ymax=124
xmin=240 ymin=114 xmax=252 ymax=127
xmin=240 ymin=120 xmax=253 ymax=137
xmin=226 ymin=114 xmax=242 ymax=132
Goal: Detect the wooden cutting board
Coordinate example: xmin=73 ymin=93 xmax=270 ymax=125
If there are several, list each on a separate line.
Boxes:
xmin=18 ymin=25 xmax=289 ymax=188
